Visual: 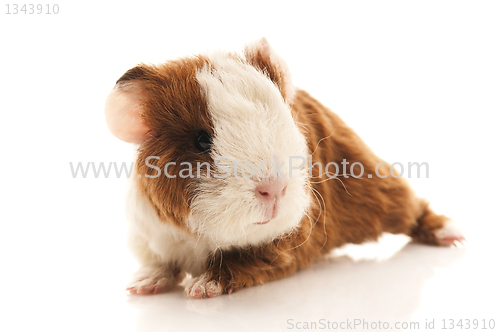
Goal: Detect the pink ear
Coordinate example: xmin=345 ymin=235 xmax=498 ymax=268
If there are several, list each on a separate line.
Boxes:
xmin=104 ymin=83 xmax=150 ymax=144
xmin=244 ymin=37 xmax=295 ymax=105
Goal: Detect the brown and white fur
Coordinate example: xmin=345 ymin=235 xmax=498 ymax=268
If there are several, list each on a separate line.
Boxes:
xmin=104 ymin=38 xmax=464 ymax=298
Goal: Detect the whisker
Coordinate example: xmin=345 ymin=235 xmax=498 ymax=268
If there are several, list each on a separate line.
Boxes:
xmin=334 ymin=177 xmax=353 ymax=196
xmin=308 ymin=185 xmax=323 ymax=226
xmin=310 ymin=129 xmax=337 ymax=157
xmin=308 ymin=172 xmax=356 ymax=196
xmin=309 ymin=172 xmax=352 ymax=181
xmin=310 ymin=186 xmax=328 ymax=251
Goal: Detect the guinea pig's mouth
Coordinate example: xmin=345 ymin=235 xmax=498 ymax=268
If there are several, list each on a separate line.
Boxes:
xmin=254 ymin=219 xmax=271 ymax=225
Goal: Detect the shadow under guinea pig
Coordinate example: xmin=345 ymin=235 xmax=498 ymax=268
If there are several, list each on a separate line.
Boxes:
xmin=126 ymin=235 xmax=466 ymax=332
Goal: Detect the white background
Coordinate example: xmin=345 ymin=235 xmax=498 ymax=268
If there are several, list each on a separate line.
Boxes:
xmin=1 ymin=1 xmax=499 ymax=331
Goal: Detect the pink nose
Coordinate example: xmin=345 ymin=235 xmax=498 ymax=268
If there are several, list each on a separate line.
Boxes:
xmin=255 ymin=180 xmax=287 ymax=202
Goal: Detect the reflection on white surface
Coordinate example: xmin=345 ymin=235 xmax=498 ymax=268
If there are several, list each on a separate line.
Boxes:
xmin=122 ymin=238 xmax=493 ymax=332
xmin=6 ymin=224 xmax=499 ymax=332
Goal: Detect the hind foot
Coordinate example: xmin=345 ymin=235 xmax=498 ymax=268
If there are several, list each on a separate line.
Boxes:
xmin=434 ymin=220 xmax=466 ymax=246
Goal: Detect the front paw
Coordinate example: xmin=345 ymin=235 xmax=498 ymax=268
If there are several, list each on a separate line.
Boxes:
xmin=127 ymin=265 xmax=180 ymax=295
xmin=127 ymin=277 xmax=175 ymax=295
xmin=184 ymin=273 xmax=234 ymax=299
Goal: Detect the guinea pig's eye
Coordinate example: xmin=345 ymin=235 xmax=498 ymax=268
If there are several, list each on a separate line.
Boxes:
xmin=193 ymin=130 xmax=212 ymax=153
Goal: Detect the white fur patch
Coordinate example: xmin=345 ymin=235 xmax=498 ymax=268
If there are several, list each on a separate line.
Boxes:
xmin=188 ymin=52 xmax=310 ymax=247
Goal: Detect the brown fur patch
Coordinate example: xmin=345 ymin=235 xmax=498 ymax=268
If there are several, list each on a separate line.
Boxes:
xmin=123 ymin=57 xmax=214 ymax=230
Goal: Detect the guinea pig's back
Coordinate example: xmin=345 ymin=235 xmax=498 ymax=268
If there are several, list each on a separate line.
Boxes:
xmin=291 ymin=90 xmax=422 ymax=249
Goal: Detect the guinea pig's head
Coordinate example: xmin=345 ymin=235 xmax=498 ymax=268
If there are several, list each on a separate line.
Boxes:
xmin=105 ymin=38 xmax=310 ymax=247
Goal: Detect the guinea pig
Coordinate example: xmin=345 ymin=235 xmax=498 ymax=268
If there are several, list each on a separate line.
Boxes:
xmin=104 ymin=38 xmax=465 ymax=298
